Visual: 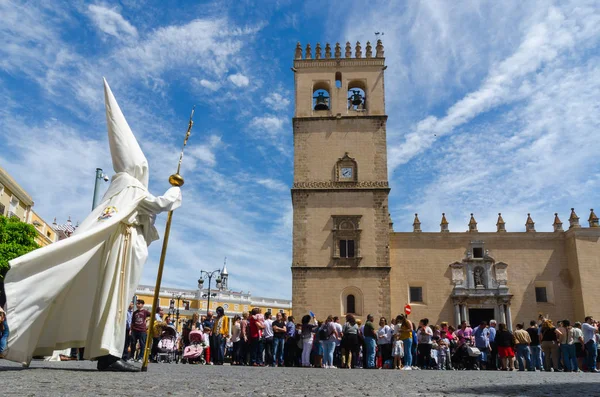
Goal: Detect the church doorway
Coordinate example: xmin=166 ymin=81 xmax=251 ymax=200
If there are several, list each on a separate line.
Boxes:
xmin=468 ymin=308 xmax=495 ymax=327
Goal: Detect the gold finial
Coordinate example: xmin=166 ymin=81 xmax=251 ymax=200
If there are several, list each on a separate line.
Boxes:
xmin=441 ymin=213 xmax=449 ymax=225
xmin=440 ymin=213 xmax=449 ymax=233
xmin=170 ymin=106 xmax=195 ymax=187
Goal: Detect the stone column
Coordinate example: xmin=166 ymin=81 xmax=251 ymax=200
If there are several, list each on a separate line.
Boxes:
xmin=461 ymin=305 xmax=467 ymax=324
xmin=506 ymin=305 xmax=513 ymax=330
xmin=454 ymin=304 xmax=461 ymax=327
xmin=499 ymin=304 xmax=506 ymax=324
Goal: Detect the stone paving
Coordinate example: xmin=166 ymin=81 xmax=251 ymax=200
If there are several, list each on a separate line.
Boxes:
xmin=2 ymin=360 xmax=600 ymax=396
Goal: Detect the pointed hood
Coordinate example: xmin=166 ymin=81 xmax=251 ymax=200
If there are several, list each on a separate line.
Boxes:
xmin=104 ymin=78 xmax=149 ymax=188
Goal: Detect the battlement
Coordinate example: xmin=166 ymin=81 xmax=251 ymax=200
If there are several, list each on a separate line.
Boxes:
xmin=292 ymin=40 xmax=386 ymax=117
xmin=293 ymin=40 xmax=385 ymax=69
xmin=406 ymin=208 xmax=599 ymax=233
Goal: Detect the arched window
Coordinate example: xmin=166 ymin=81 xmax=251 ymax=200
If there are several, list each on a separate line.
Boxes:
xmin=341 ymin=286 xmax=363 ymax=316
xmin=313 ymin=82 xmax=331 ymax=111
xmin=347 ymin=80 xmax=367 ymax=111
xmin=346 ymin=294 xmax=356 ymax=314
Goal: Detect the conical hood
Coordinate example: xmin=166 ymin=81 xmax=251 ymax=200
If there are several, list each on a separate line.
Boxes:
xmin=103 ymin=78 xmax=149 ymax=188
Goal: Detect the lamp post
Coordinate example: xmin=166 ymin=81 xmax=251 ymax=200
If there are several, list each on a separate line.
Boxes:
xmin=169 ymin=293 xmax=183 ymax=332
xmin=92 ymin=168 xmax=110 ymax=210
xmin=198 ymin=269 xmax=222 ymax=315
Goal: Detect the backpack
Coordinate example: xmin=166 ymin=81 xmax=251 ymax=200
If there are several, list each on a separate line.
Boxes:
xmin=319 ymin=326 xmax=328 ymax=340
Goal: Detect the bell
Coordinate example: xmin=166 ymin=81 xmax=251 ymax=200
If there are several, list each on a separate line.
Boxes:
xmin=349 ymin=90 xmax=363 ymax=106
xmin=313 ymin=92 xmax=329 ymax=110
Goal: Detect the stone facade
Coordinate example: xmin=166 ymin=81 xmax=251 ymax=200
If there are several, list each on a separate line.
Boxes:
xmin=291 ymin=41 xmax=600 ymax=326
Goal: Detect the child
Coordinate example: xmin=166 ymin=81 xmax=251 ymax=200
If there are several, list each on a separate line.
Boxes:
xmin=438 ymin=330 xmax=452 ymax=370
xmin=392 ymin=333 xmax=404 ymax=369
xmin=202 ymin=326 xmax=211 ymax=364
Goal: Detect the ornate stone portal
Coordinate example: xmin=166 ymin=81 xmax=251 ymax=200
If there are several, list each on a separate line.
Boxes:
xmin=449 ymin=246 xmax=513 ymax=328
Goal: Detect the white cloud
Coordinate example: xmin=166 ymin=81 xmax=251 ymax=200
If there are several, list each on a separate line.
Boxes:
xmin=187 ymin=134 xmax=222 ymax=167
xmin=87 ymin=5 xmax=138 ymax=40
xmin=256 ymin=178 xmax=288 ymax=192
xmin=195 ymin=78 xmax=221 ymax=91
xmin=250 ymin=115 xmax=284 ymax=135
xmin=382 ymin=4 xmax=600 ymax=170
xmin=263 ymin=92 xmax=290 ymax=111
xmin=228 ymin=73 xmax=250 ymax=87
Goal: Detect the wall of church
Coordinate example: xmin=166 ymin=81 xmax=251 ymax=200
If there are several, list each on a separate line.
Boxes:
xmin=291 ymin=267 xmax=390 ymax=321
xmin=292 ymin=190 xmax=389 ymax=268
xmin=293 ymin=117 xmax=387 ymax=183
xmin=565 ymin=229 xmax=600 ymax=320
xmin=389 ymin=232 xmax=580 ymax=326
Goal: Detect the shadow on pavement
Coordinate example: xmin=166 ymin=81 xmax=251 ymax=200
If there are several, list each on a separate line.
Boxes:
xmin=440 ymin=380 xmax=600 ymax=396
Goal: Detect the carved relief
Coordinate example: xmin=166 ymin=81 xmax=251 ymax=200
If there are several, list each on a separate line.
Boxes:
xmin=494 ymin=262 xmax=508 ymax=285
xmin=293 ymin=181 xmax=389 ymax=189
xmin=449 ymin=262 xmax=465 ymax=286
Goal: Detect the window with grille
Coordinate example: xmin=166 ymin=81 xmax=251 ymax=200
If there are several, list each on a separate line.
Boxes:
xmin=535 ymin=287 xmax=548 ymax=303
xmin=409 ymin=287 xmax=423 ymax=303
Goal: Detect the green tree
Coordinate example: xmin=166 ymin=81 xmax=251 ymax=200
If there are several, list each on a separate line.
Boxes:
xmin=0 ymin=215 xmax=39 ymax=306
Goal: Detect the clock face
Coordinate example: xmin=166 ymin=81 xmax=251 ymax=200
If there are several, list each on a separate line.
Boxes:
xmin=341 ymin=167 xmax=353 ymax=178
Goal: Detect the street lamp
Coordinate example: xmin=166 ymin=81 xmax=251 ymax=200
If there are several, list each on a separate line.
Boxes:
xmin=92 ymin=168 xmax=110 ymax=210
xmin=198 ymin=269 xmax=222 ymax=315
xmin=169 ymin=293 xmax=183 ymax=332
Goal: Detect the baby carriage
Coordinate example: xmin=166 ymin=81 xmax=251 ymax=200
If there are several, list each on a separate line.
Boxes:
xmin=452 ymin=342 xmax=480 ymax=370
xmin=156 ymin=325 xmax=178 ymax=363
xmin=183 ymin=330 xmax=207 ymax=364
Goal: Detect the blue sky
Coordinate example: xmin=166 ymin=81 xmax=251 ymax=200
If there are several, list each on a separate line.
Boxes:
xmin=1 ymin=1 xmax=599 ymax=299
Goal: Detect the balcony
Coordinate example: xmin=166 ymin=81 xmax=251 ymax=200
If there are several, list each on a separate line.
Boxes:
xmin=7 ymin=210 xmax=19 ymax=220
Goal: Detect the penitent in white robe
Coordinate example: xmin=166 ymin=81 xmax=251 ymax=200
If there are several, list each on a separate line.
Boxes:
xmin=3 ymin=78 xmax=182 ymax=365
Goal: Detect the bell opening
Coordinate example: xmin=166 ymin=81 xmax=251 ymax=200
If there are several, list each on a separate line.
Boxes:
xmin=313 ymin=89 xmax=330 ymax=111
xmin=347 ymin=86 xmax=366 ymax=111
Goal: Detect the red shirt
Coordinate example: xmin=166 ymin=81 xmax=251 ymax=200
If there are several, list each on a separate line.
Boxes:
xmin=131 ymin=309 xmax=151 ymax=332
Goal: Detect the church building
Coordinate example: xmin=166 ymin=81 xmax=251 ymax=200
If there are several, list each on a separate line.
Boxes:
xmin=290 ymin=40 xmax=600 ymax=327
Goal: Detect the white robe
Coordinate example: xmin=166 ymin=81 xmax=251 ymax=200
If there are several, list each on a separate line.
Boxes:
xmin=4 ymin=173 xmax=181 ymax=364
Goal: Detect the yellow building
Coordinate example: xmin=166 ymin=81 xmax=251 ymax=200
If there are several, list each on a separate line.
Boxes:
xmin=0 ymin=166 xmax=57 ymax=246
xmin=134 ymin=268 xmax=292 ymax=330
xmin=291 ymin=40 xmax=600 ymax=328
xmin=0 ymin=166 xmax=33 ymax=223
xmin=29 ymin=211 xmax=58 ymax=247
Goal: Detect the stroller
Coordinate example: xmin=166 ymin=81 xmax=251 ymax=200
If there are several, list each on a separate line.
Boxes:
xmin=452 ymin=342 xmax=480 ymax=370
xmin=182 ymin=330 xmax=206 ymax=364
xmin=156 ymin=325 xmax=179 ymax=363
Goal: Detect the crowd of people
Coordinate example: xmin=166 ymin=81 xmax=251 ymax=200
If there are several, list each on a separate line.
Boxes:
xmin=119 ymin=302 xmax=600 ymax=373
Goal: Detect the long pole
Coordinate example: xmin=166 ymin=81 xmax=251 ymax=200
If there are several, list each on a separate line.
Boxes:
xmin=92 ymin=168 xmax=104 ymax=210
xmin=141 ymin=107 xmax=195 ymax=372
xmin=206 ymin=276 xmax=212 ymax=316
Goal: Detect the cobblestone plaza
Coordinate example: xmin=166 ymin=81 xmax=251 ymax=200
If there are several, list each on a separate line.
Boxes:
xmin=2 ymin=360 xmax=600 ymax=396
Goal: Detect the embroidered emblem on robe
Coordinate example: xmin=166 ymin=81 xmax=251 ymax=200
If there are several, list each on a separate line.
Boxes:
xmin=98 ymin=206 xmax=118 ymax=221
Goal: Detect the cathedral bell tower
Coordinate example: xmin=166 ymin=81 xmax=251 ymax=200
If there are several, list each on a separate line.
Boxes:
xmin=291 ymin=40 xmax=391 ymax=320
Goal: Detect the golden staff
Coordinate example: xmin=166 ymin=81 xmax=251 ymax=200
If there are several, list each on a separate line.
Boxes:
xmin=141 ymin=106 xmax=195 ymax=372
